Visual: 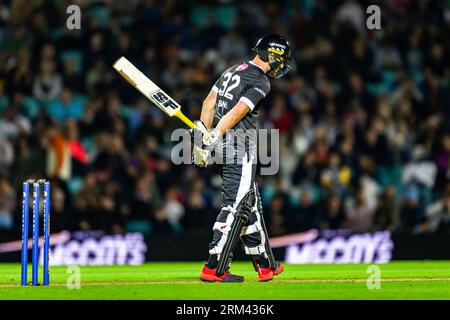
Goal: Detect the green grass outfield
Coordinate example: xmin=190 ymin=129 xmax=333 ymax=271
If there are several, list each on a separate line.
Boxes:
xmin=0 ymin=261 xmax=449 ymax=299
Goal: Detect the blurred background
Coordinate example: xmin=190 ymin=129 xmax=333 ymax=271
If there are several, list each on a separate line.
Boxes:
xmin=0 ymin=0 xmax=449 ymax=263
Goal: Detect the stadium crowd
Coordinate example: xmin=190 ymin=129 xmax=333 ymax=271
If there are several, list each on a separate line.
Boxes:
xmin=0 ymin=0 xmax=450 ymax=238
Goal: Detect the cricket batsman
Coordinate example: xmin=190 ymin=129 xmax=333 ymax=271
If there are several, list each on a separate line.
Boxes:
xmin=192 ymin=34 xmax=294 ymax=282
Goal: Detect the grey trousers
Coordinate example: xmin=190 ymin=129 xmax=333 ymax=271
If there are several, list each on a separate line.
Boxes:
xmin=209 ymin=153 xmax=268 ymax=257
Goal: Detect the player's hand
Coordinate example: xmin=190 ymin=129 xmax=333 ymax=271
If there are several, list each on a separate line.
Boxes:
xmin=192 ymin=145 xmax=209 ymax=167
xmin=191 ymin=120 xmax=219 ymax=150
xmin=191 ymin=120 xmax=220 ymax=168
xmin=191 ymin=120 xmax=210 ymax=167
xmin=203 ymin=129 xmax=219 ymax=149
xmin=191 ymin=120 xmax=208 ymax=147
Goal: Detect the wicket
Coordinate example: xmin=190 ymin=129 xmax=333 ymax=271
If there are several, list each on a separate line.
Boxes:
xmin=21 ymin=179 xmax=51 ymax=286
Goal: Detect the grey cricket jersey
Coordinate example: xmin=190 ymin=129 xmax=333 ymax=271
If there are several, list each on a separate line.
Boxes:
xmin=211 ymin=61 xmax=270 ymax=164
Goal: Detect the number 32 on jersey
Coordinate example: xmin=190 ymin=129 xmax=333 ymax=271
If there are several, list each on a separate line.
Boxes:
xmin=218 ymin=72 xmax=240 ymax=100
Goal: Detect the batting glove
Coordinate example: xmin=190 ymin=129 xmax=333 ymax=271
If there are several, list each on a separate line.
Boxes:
xmin=191 ymin=120 xmax=220 ymax=167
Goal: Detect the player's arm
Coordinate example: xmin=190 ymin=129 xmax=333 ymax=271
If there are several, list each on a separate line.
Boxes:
xmin=200 ymin=89 xmax=217 ymax=129
xmin=215 ymin=101 xmax=250 ymax=136
xmin=192 ymin=100 xmax=250 ymax=168
xmin=214 ymin=80 xmax=269 ymax=136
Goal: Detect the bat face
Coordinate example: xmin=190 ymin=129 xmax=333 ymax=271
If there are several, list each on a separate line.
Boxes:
xmin=113 ymin=56 xmax=181 ymax=117
xmin=113 ymin=56 xmax=198 ymax=130
xmin=150 ymin=91 xmax=179 ymax=113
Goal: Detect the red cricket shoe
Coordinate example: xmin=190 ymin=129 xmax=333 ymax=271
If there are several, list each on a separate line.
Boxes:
xmin=257 ymin=265 xmax=274 ymax=282
xmin=252 ymin=260 xmax=285 ymax=277
xmin=199 ymin=265 xmax=244 ymax=283
xmin=273 ymin=262 xmax=284 ymax=276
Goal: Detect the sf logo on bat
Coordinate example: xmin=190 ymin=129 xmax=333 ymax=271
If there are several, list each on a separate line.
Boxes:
xmin=151 ymin=91 xmax=178 ymax=110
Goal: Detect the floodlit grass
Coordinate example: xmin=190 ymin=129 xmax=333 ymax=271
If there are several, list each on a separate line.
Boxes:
xmin=0 ymin=261 xmax=449 ymax=299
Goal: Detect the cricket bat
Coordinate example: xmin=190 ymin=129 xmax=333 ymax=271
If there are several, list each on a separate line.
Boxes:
xmin=113 ymin=56 xmax=198 ymax=130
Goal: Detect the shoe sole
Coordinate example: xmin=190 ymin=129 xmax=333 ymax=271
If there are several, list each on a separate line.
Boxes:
xmin=258 ymin=274 xmax=274 ymax=282
xmin=200 ymin=273 xmax=223 ymax=282
xmin=200 ymin=273 xmax=244 ymax=283
xmin=273 ymin=265 xmax=284 ymax=276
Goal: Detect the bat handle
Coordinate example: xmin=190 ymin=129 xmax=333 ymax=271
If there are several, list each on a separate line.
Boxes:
xmin=176 ymin=111 xmax=210 ymax=140
xmin=175 ymin=110 xmax=196 ymax=129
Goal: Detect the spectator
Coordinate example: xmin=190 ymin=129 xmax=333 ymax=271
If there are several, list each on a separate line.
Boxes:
xmin=44 ymin=129 xmax=72 ymax=181
xmin=47 ymin=88 xmax=85 ymax=123
xmin=320 ymin=193 xmax=345 ymax=230
xmin=0 ymin=177 xmax=15 ymax=230
xmin=336 ymin=0 xmax=365 ymax=34
xmin=32 ymin=58 xmax=62 ymax=102
xmin=399 ymin=184 xmax=421 ymax=233
xmin=416 ymin=184 xmax=450 ymax=234
xmin=183 ymin=179 xmax=209 ymax=231
xmin=6 ymin=47 xmax=33 ymax=94
xmin=162 ymin=186 xmax=185 ymax=234
xmin=0 ymin=137 xmax=14 ymax=176
xmin=373 ymin=186 xmax=398 ymax=232
xmin=62 ymin=59 xmax=84 ymax=94
xmin=0 ymin=105 xmax=32 ymax=139
xmin=320 ymin=152 xmax=352 ymax=196
xmin=344 ymin=184 xmax=376 ymax=233
xmin=0 ymin=1 xmax=449 ymax=238
xmin=267 ymin=192 xmax=288 ymax=236
xmin=218 ymin=30 xmax=248 ymax=62
xmin=288 ymin=190 xmax=319 ymax=232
